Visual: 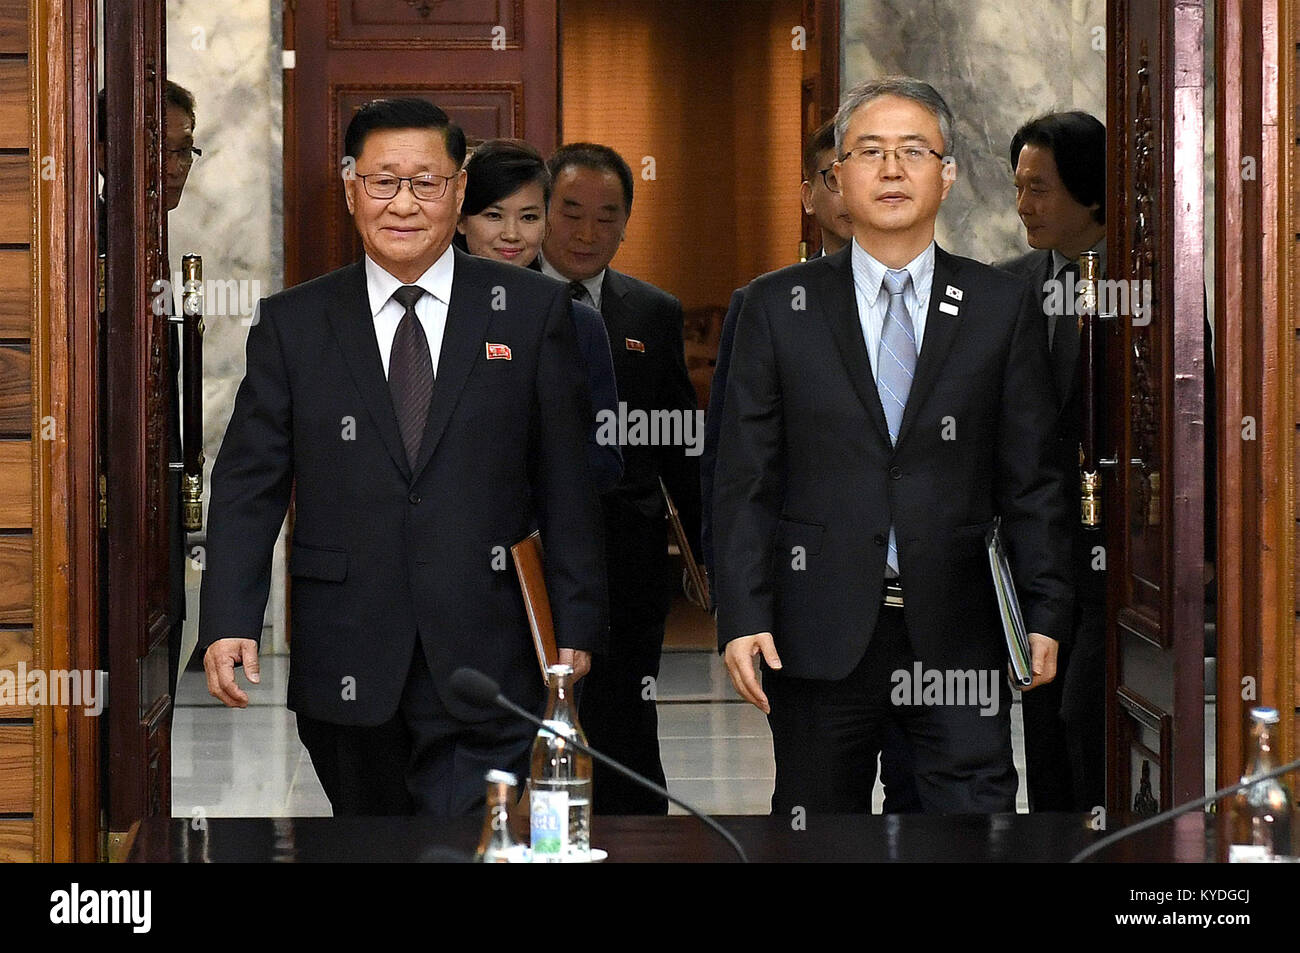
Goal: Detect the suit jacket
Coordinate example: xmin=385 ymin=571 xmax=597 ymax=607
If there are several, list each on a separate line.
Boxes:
xmin=571 ymin=298 xmax=623 ymax=492
xmin=599 ymin=268 xmax=701 ymax=555
xmin=713 ymin=243 xmax=1073 ymax=680
xmin=704 ymin=250 xmax=830 ymax=580
xmin=523 ymin=255 xmax=622 ymax=491
xmin=1000 ymin=249 xmax=1104 ymax=615
xmin=198 ymin=248 xmax=607 ymax=726
xmin=701 ymin=287 xmax=746 ymax=580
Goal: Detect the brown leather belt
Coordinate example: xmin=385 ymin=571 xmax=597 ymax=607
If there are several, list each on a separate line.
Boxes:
xmin=883 ymin=579 xmax=904 ymax=608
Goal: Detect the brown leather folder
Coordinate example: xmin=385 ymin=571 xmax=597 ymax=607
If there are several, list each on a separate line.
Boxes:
xmin=511 ymin=530 xmax=558 ymax=684
xmin=660 ymin=477 xmax=710 ymax=610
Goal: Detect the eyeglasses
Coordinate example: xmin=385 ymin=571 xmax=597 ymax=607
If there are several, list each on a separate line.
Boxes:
xmin=355 ymin=172 xmax=454 ymax=202
xmin=824 ymin=146 xmax=944 ymax=192
xmin=816 ymin=165 xmax=840 ymax=194
xmin=165 ymin=146 xmax=202 ymax=166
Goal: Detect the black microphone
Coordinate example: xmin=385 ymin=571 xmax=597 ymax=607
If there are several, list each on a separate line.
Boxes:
xmin=1071 ymin=755 xmax=1300 ymax=863
xmin=449 ymin=666 xmax=749 ymax=863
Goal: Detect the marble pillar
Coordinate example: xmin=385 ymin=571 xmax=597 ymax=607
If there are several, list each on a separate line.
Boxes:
xmin=841 ymin=0 xmax=1108 ymax=265
xmin=166 ymin=0 xmax=287 ymax=655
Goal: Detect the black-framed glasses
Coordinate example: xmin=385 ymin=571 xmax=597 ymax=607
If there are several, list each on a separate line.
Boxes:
xmin=355 ymin=172 xmax=454 ymax=201
xmin=165 ymin=145 xmax=202 ymax=166
xmin=817 ymin=165 xmax=840 ymax=194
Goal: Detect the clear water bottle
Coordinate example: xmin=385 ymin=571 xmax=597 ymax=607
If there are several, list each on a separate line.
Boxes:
xmin=473 ymin=769 xmax=526 ymax=863
xmin=529 ymin=664 xmax=592 ymax=862
xmin=1229 ymin=707 xmax=1294 ymax=862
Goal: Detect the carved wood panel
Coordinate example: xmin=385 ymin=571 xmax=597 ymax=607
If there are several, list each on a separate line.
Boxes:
xmin=286 ymin=1 xmax=557 ymax=284
xmin=1105 ymin=0 xmax=1208 ymax=813
xmin=329 ymin=0 xmax=525 ymax=49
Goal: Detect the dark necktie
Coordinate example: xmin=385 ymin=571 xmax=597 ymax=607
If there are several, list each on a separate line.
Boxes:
xmin=568 ymin=280 xmax=589 ymax=303
xmin=389 ymin=284 xmax=433 ymax=469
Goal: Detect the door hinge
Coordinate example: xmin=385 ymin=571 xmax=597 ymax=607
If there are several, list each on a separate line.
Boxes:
xmin=97 ymin=253 xmax=106 ymax=314
xmin=282 ymin=49 xmax=295 ymax=69
xmin=98 ymin=474 xmax=108 ymax=529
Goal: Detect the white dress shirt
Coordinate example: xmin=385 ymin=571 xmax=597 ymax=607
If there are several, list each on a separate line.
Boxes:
xmin=850 ymin=238 xmax=936 ymax=380
xmin=365 ymin=245 xmax=455 ymax=378
xmin=538 ymin=252 xmax=604 ymax=310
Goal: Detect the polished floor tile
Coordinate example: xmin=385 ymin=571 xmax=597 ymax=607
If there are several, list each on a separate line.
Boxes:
xmin=172 ymin=647 xmax=1211 ymax=820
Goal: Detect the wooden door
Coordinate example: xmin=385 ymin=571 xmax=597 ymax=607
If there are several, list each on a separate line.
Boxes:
xmin=799 ymin=0 xmax=839 ymax=258
xmin=1104 ymin=0 xmax=1208 ymax=813
xmin=285 ymin=0 xmax=560 ymax=286
xmin=102 ymin=0 xmax=174 ymax=837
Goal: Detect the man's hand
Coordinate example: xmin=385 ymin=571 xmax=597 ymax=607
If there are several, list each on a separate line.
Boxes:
xmin=1018 ymin=632 xmax=1059 ymax=691
xmin=723 ymin=632 xmax=782 ymax=714
xmin=204 ymin=638 xmax=261 ymax=708
xmin=557 ymin=648 xmax=591 ymax=681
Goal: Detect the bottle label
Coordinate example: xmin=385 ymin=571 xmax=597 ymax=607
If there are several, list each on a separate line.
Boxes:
xmin=530 ymin=789 xmax=569 ymax=860
xmin=1228 ymin=844 xmax=1272 ymax=863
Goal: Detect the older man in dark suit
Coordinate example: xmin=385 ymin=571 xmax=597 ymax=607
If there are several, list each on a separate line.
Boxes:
xmin=539 ymin=143 xmax=700 ymax=815
xmin=714 ymin=78 xmax=1073 ymax=814
xmin=198 ymin=98 xmax=606 ymax=817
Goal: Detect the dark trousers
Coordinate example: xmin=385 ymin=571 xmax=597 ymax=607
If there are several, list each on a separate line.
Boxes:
xmin=1060 ymin=603 xmax=1106 ymax=810
xmin=1022 ymin=602 xmax=1107 ymax=811
xmin=765 ymin=607 xmax=1017 ymax=815
xmin=579 ymin=502 xmax=669 ymax=815
xmin=879 ymin=717 xmax=922 ymax=813
xmin=1021 ymin=639 xmax=1074 ymax=811
xmin=295 ymin=643 xmax=533 ymax=817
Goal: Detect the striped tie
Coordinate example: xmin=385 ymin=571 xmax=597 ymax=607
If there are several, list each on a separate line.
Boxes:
xmin=878 ymin=268 xmax=916 ymax=576
xmin=389 ymin=284 xmax=433 ymax=469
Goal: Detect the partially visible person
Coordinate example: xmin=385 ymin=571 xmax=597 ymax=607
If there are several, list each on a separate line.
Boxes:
xmin=704 ymin=118 xmax=852 ymax=578
xmin=799 ymin=117 xmax=855 ymax=260
xmin=540 ymin=142 xmax=700 ymax=815
xmin=456 ymin=138 xmax=622 ymax=491
xmin=999 ymin=111 xmax=1107 ymax=813
xmin=97 ymin=80 xmax=200 ymax=702
xmin=702 ymin=117 xmax=921 ymax=814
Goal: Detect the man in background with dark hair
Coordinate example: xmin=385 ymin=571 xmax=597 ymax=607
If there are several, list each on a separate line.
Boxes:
xmin=1001 ymin=110 xmax=1108 ymax=812
xmin=1001 ymin=110 xmax=1217 ymax=813
xmin=198 ymin=98 xmax=606 ymax=816
xmin=799 ymin=117 xmax=855 ymax=262
xmin=540 ymin=142 xmax=700 ymax=815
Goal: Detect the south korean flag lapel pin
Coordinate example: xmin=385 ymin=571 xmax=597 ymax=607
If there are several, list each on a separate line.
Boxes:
xmin=939 ymin=284 xmax=963 ymax=316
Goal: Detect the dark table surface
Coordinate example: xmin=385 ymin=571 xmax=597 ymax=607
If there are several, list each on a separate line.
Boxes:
xmin=129 ymin=811 xmax=1214 ymax=862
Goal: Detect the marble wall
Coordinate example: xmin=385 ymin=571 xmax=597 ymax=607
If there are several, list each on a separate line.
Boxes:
xmin=165 ymin=0 xmax=287 ymax=654
xmin=842 ymin=0 xmax=1216 ymax=328
xmin=841 ymin=0 xmax=1108 ymax=266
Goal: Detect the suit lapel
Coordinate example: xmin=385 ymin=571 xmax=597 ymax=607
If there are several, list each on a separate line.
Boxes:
xmin=325 ymin=261 xmax=411 ymax=481
xmin=818 ymin=248 xmax=891 ymax=444
xmin=1049 ymin=257 xmax=1081 ymax=405
xmin=895 ymin=247 xmax=962 ymax=448
xmin=410 ymin=247 xmax=493 ymax=482
xmin=599 ymin=268 xmax=627 ymax=331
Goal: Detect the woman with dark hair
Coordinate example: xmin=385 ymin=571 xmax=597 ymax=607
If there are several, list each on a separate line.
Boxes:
xmin=458 ymin=139 xmax=623 ymax=491
xmin=454 ymin=138 xmax=550 ymax=264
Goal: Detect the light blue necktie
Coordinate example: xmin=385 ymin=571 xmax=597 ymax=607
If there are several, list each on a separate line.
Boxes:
xmin=878 ymin=268 xmax=916 ymax=576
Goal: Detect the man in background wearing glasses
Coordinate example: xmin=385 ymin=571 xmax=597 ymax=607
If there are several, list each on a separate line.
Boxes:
xmin=712 ymin=78 xmax=1072 ymax=813
xmin=198 ymin=98 xmax=606 ymax=816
